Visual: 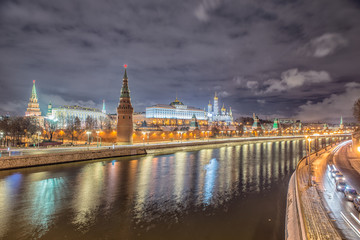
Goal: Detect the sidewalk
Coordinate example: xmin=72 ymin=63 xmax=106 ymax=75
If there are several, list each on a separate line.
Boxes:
xmin=296 ymin=150 xmax=341 ymax=240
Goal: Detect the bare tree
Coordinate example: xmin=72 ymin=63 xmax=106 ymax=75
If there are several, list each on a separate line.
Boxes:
xmin=98 ymin=116 xmax=105 ymax=130
xmin=85 ymin=116 xmax=95 ymax=130
xmin=0 ymin=116 xmax=39 ymax=147
xmin=104 ymin=117 xmax=112 ymax=130
xmin=66 ymin=117 xmax=81 ymax=144
xmin=44 ymin=118 xmax=57 ymax=141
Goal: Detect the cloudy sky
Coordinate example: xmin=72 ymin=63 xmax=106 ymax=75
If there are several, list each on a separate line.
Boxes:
xmin=0 ymin=0 xmax=359 ymax=123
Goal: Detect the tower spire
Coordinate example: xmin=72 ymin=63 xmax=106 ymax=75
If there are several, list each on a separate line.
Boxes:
xmin=123 ymin=64 xmax=128 ymax=79
xmin=340 ymin=116 xmax=344 ymax=129
xmin=31 ymin=80 xmax=37 ymax=100
xmin=120 ymin=64 xmax=130 ymax=98
xmin=117 ymin=64 xmax=134 ymax=145
xmin=25 ymin=80 xmax=41 ymax=117
xmin=102 ymin=99 xmax=106 ymax=114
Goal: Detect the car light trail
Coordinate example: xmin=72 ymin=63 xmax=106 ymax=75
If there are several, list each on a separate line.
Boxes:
xmin=340 ymin=212 xmax=360 ymax=238
xmin=350 ymin=212 xmax=360 ymax=226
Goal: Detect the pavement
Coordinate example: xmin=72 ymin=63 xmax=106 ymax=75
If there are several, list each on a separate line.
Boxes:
xmin=297 ymin=149 xmax=342 ymax=240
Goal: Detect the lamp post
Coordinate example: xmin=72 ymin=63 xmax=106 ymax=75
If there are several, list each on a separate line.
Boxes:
xmin=177 ymin=131 xmax=184 ymax=143
xmin=37 ymin=131 xmax=41 ymax=149
xmin=142 ymin=131 xmax=146 ymax=145
xmin=96 ymin=131 xmax=100 ymax=147
xmin=306 ymin=136 xmax=312 ymax=186
xmin=0 ymin=131 xmax=3 ymax=147
xmin=142 ymin=131 xmax=150 ymax=145
xmin=313 ymin=133 xmax=319 ymax=155
xmin=86 ymin=131 xmax=91 ymax=145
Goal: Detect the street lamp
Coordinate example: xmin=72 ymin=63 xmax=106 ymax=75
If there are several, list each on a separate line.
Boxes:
xmin=0 ymin=131 xmax=3 ymax=147
xmin=142 ymin=131 xmax=150 ymax=144
xmin=96 ymin=131 xmax=100 ymax=147
xmin=177 ymin=131 xmax=184 ymax=143
xmin=357 ymin=146 xmax=360 ymax=153
xmin=313 ymin=133 xmax=320 ymax=155
xmin=37 ymin=131 xmax=41 ymax=149
xmin=142 ymin=131 xmax=146 ymax=145
xmin=86 ymin=131 xmax=91 ymax=145
xmin=306 ymin=136 xmax=312 ymax=186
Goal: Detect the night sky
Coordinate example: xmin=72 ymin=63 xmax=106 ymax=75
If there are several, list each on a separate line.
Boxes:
xmin=1 ymin=0 xmax=359 ymax=122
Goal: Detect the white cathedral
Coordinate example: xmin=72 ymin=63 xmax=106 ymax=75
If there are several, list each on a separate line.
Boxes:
xmin=206 ymin=93 xmax=233 ymax=124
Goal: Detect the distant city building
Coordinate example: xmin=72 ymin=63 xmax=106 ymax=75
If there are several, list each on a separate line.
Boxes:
xmin=25 ymin=80 xmax=41 ymax=117
xmin=146 ymin=97 xmax=207 ymax=126
xmin=278 ymin=118 xmax=297 ymax=125
xmin=252 ymin=113 xmax=263 ymax=130
xmin=117 ymin=65 xmax=134 ymax=145
xmin=272 ymin=118 xmax=280 ymax=130
xmin=48 ymin=105 xmax=108 ymax=128
xmin=206 ymin=93 xmax=233 ymax=124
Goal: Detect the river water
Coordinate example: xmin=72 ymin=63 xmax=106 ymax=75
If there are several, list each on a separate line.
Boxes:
xmin=0 ymin=139 xmax=310 ymax=239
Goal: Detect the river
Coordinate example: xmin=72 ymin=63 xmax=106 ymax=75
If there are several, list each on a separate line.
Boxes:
xmin=0 ymin=139 xmax=311 ymax=239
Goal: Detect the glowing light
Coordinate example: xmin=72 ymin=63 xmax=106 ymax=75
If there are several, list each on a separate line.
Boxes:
xmin=33 ymin=80 xmax=35 ymax=84
xmin=124 ymin=64 xmax=127 ymax=68
xmin=357 ymin=146 xmax=360 ymax=153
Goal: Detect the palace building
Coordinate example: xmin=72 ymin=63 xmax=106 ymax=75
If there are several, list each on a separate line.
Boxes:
xmin=47 ymin=104 xmax=108 ymax=128
xmin=145 ymin=98 xmax=208 ymax=126
xmin=206 ymin=92 xmax=233 ymax=124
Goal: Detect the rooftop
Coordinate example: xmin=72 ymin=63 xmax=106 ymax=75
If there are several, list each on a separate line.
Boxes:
xmin=56 ymin=105 xmax=102 ymax=113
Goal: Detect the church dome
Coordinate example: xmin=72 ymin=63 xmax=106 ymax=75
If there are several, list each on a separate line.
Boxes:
xmin=170 ymin=97 xmax=184 ymax=106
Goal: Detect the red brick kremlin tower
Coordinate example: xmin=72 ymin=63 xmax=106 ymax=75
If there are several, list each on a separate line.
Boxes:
xmin=117 ymin=65 xmax=134 ymax=145
xmin=25 ymin=80 xmax=41 ymax=117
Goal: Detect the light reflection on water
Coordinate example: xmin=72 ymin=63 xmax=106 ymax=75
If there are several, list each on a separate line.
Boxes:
xmin=0 ymin=139 xmax=342 ymax=239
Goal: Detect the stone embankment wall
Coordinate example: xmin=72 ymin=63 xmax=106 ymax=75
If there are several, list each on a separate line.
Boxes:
xmin=0 ymin=147 xmax=146 ymax=170
xmin=0 ymin=136 xmax=304 ymax=170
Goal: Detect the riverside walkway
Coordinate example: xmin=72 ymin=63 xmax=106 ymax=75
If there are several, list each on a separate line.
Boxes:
xmin=286 ymin=141 xmax=357 ymax=240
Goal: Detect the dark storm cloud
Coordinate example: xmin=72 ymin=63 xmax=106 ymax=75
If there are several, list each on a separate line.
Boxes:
xmin=0 ymin=0 xmax=359 ymax=122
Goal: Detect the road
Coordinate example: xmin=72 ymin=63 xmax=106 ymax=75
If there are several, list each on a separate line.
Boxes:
xmin=318 ymin=141 xmax=360 ymax=239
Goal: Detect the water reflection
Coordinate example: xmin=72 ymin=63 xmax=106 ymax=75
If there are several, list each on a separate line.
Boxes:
xmin=72 ymin=163 xmax=105 ymax=230
xmin=0 ymin=139 xmax=318 ymax=239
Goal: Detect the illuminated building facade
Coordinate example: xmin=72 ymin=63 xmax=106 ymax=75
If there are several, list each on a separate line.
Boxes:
xmin=207 ymin=93 xmax=233 ymax=124
xmin=117 ymin=65 xmax=134 ymax=145
xmin=48 ymin=105 xmax=108 ymax=128
xmin=25 ymin=80 xmax=41 ymax=117
xmin=146 ymin=98 xmax=207 ymax=126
